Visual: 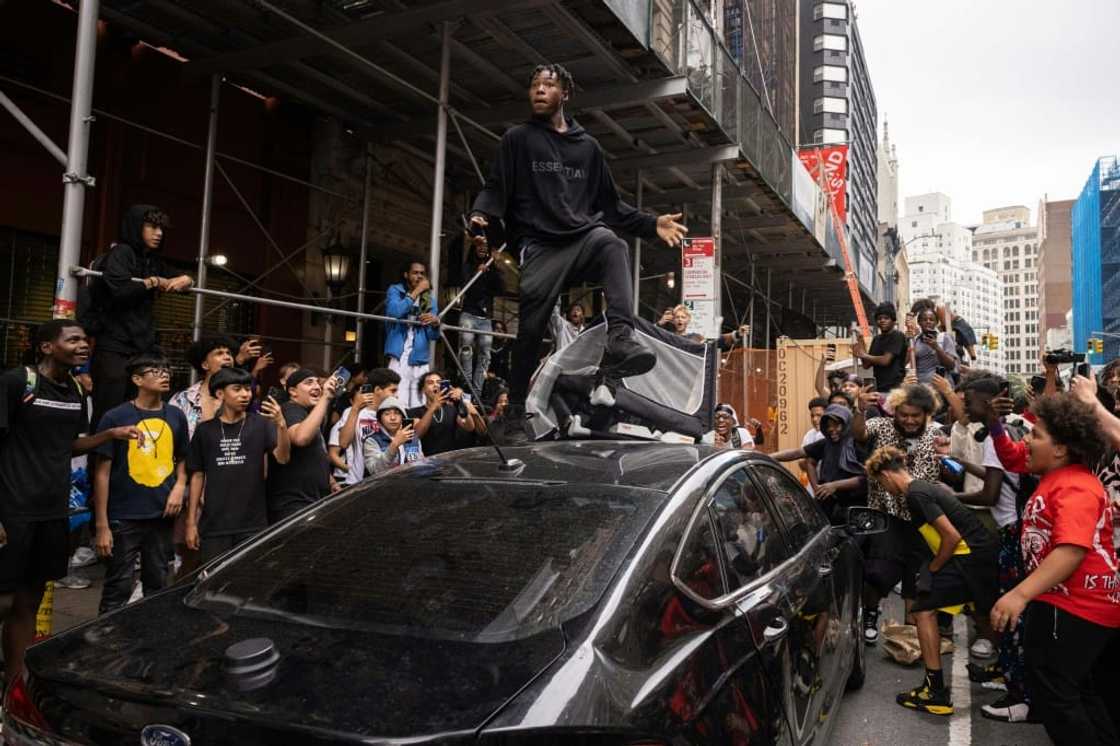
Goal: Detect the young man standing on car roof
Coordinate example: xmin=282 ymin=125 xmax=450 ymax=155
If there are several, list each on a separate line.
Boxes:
xmin=468 ymin=63 xmax=688 ymax=442
xmin=0 ymin=321 xmax=143 ymax=680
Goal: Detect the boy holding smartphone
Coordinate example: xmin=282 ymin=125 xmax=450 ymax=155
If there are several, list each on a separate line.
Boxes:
xmin=363 ymin=397 xmax=423 ymax=475
xmin=265 ymin=368 xmax=338 ymax=523
xmin=409 ymin=371 xmax=480 ymax=456
xmin=185 ymin=367 xmax=290 ymax=563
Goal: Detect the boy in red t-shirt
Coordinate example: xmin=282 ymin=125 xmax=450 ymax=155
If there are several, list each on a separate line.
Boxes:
xmin=987 ymin=393 xmax=1119 ymax=746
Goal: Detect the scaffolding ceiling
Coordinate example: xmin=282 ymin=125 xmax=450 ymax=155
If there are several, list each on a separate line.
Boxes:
xmin=94 ymin=0 xmax=860 ymax=322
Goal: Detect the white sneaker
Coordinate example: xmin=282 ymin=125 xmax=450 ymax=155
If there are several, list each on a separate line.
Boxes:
xmin=981 ymin=696 xmax=1031 ymax=723
xmin=970 ymin=638 xmax=996 ymax=658
xmin=54 ymin=573 xmax=91 ymax=590
xmin=69 ymin=546 xmax=98 ymax=568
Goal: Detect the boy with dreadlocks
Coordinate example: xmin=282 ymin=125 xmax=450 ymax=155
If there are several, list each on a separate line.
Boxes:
xmin=469 ymin=63 xmax=688 ymax=441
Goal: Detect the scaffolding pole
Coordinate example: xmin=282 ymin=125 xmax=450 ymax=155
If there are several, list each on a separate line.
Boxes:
xmin=764 ymin=267 xmax=772 ymax=383
xmin=355 ymin=143 xmax=373 ymax=363
xmin=633 ymin=170 xmax=643 ymax=313
xmin=0 ymin=89 xmax=67 ymax=166
xmin=192 ymin=75 xmax=221 ymax=354
xmin=711 ymin=165 xmax=722 ymax=336
xmin=53 ymin=0 xmax=99 ymax=319
xmin=428 ymin=21 xmax=452 ymax=361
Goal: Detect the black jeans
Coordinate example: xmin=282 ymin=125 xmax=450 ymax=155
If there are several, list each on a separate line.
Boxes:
xmin=90 ymin=348 xmax=133 ymax=430
xmin=511 ymin=227 xmax=635 ymax=404
xmin=1024 ymin=602 xmax=1120 ymax=746
xmin=98 ymin=518 xmax=174 ymax=614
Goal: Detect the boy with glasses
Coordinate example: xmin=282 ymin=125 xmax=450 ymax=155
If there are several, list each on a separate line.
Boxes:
xmin=91 ymin=354 xmax=190 ymax=613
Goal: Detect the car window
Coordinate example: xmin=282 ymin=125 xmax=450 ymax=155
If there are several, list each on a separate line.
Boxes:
xmin=708 ymin=467 xmax=791 ymax=589
xmin=675 ymin=506 xmax=726 ymax=601
xmin=185 ymin=479 xmax=662 ymax=643
xmin=753 ymin=464 xmax=829 ymax=550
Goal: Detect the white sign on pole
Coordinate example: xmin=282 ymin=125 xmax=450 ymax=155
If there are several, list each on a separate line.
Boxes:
xmin=681 ymin=237 xmax=719 ymax=338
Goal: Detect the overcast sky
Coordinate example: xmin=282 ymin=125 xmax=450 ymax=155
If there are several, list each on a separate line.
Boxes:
xmin=853 ymin=0 xmax=1120 ymax=227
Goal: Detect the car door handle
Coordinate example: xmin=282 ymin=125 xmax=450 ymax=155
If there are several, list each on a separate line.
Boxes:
xmin=762 ymin=617 xmax=789 ymax=643
xmin=818 ymin=563 xmax=833 ymax=578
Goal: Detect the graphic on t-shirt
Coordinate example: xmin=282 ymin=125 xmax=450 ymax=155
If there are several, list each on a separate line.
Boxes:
xmin=127 ymin=417 xmax=175 ymax=487
xmin=216 ymin=436 xmax=247 ymax=468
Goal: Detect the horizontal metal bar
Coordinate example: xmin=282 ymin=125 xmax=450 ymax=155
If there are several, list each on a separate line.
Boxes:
xmin=611 ymin=145 xmax=742 ymax=173
xmin=371 ymin=76 xmax=690 ymax=142
xmin=70 ymin=267 xmax=516 ymax=340
xmin=0 ymin=88 xmax=67 ymax=166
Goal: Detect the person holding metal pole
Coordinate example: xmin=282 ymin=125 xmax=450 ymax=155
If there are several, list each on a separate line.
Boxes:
xmin=456 ymin=239 xmax=504 ymax=394
xmin=81 ymin=205 xmax=193 ymax=429
xmin=468 ymin=63 xmax=688 ymax=442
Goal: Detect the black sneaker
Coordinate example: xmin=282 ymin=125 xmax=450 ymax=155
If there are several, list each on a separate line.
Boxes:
xmin=980 ymin=693 xmax=1033 ymax=723
xmin=599 ymin=327 xmax=656 ymax=379
xmin=863 ymin=607 xmax=880 ymax=645
xmin=966 ymin=661 xmax=1005 ymax=686
xmin=896 ymin=682 xmax=953 ymax=715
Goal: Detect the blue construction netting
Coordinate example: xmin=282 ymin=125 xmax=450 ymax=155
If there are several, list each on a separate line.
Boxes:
xmin=1072 ymin=156 xmax=1120 ymax=364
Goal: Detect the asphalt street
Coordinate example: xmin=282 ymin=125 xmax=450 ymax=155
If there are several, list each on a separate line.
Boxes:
xmin=830 ymin=595 xmax=1051 ymax=746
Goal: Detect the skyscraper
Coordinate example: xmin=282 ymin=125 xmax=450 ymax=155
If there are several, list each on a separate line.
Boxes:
xmin=1072 ymin=156 xmax=1120 ymax=363
xmin=972 ymin=207 xmax=1040 ymax=376
xmin=1037 ymin=197 xmax=1074 ymax=356
xmin=797 ymin=0 xmax=879 ymax=298
xmin=901 ymin=193 xmax=1004 ymax=373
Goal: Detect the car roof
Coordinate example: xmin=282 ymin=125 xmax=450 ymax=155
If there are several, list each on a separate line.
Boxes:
xmin=384 ymin=440 xmax=736 ymax=492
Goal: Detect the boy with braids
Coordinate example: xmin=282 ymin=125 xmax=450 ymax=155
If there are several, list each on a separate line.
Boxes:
xmin=469 ymin=63 xmax=688 ymax=441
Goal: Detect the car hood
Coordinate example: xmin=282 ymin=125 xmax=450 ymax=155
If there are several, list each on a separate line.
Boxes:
xmin=26 ymin=587 xmax=565 ymax=743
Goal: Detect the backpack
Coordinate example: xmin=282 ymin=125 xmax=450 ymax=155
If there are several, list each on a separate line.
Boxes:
xmin=75 ymin=252 xmax=111 ymax=335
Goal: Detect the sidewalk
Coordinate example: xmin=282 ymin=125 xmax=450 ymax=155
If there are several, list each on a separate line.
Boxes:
xmin=44 ymin=563 xmax=104 ymax=636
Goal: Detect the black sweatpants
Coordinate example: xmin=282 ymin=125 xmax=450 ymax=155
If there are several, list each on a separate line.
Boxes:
xmin=511 ymin=227 xmax=634 ymax=403
xmin=1024 ymin=601 xmax=1120 ymax=746
xmin=91 ymin=348 xmax=134 ymax=430
xmin=98 ymin=518 xmax=173 ymax=614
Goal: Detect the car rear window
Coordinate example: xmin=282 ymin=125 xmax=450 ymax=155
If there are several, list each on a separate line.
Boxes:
xmin=185 ymin=478 xmax=663 ymax=642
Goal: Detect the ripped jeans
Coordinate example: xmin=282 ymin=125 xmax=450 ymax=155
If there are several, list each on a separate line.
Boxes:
xmin=458 ymin=312 xmax=492 ymax=396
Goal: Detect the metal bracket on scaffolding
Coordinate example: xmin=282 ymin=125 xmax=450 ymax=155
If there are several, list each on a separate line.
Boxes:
xmin=63 ymin=172 xmax=96 ymax=187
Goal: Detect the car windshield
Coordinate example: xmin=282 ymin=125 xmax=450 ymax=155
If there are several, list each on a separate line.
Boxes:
xmin=185 ymin=477 xmax=663 ymax=642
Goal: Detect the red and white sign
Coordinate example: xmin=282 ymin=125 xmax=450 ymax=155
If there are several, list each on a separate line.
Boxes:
xmin=798 ymin=145 xmax=849 ymax=224
xmin=681 ymin=237 xmax=718 ymax=338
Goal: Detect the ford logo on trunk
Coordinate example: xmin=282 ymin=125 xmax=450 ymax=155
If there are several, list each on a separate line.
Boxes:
xmin=140 ymin=724 xmax=191 ymax=746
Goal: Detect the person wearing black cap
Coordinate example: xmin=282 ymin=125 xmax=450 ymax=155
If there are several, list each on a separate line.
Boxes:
xmin=266 ymin=368 xmax=339 ymax=523
xmin=853 ymin=302 xmax=909 ymax=394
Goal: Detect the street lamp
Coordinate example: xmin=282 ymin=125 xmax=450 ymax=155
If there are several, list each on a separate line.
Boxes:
xmin=322 ymin=238 xmax=353 ymax=293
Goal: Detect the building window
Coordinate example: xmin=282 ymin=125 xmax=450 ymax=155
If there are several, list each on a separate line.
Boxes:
xmin=813 ymin=65 xmax=848 ymax=83
xmin=814 ymin=96 xmax=848 ymax=114
xmin=814 ymin=128 xmax=847 ymax=143
xmin=814 ymin=34 xmax=848 ymax=52
xmin=814 ymin=2 xmax=849 ymax=20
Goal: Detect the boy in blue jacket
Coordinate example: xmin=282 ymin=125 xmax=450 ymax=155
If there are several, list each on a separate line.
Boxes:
xmin=385 ymin=261 xmax=440 ymax=409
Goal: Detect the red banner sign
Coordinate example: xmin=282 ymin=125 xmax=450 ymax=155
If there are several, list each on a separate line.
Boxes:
xmin=798 ymin=145 xmax=849 ymax=224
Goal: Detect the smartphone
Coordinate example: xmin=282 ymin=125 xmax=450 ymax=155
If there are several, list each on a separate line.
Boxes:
xmin=461 ymin=393 xmax=472 ymax=403
xmin=940 ymin=456 xmax=965 ymax=477
xmin=439 ymin=378 xmax=452 ymax=395
xmin=1000 ymin=382 xmax=1011 ymax=398
xmin=359 ymin=383 xmax=373 ymax=394
xmin=401 ymin=418 xmax=414 ymax=430
xmin=267 ymin=386 xmax=284 ymax=402
xmin=1028 ymin=375 xmax=1046 ymax=395
xmin=1076 ymin=362 xmax=1092 ymax=379
xmin=935 ymin=365 xmax=946 ymax=377
xmin=331 ymin=366 xmax=352 ymax=389
xmin=825 ymin=343 xmax=837 ymax=361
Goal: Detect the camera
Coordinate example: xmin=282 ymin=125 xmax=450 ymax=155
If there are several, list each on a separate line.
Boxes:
xmin=1044 ymin=348 xmax=1085 ymax=365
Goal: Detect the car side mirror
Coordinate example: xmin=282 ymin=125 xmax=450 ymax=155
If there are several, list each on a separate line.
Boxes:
xmin=847 ymin=506 xmax=889 ymax=535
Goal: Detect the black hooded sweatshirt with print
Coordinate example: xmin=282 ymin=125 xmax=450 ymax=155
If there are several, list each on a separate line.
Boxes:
xmin=88 ymin=204 xmax=168 ymax=355
xmin=471 ymin=117 xmax=657 ymax=249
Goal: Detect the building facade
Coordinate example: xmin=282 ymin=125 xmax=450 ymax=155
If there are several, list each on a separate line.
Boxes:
xmin=973 ymin=206 xmax=1040 ymax=376
xmin=1037 ymin=197 xmax=1074 ymax=356
xmin=877 ymin=120 xmax=899 ymax=229
xmin=901 ymin=193 xmax=1004 ymax=373
xmin=724 ymin=0 xmax=798 ymax=142
xmin=1072 ymin=156 xmax=1120 ymax=364
xmin=797 ymin=0 xmax=879 ymax=298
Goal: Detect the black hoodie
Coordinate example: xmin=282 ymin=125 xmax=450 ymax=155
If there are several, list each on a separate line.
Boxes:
xmin=88 ymin=204 xmax=167 ymax=355
xmin=471 ymin=117 xmax=658 ymax=248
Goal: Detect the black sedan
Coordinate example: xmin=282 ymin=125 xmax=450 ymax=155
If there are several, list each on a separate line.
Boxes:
xmin=6 ymin=442 xmax=879 ymax=745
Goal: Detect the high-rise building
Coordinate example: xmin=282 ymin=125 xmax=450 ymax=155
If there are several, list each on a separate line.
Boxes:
xmin=972 ymin=206 xmax=1040 ymax=376
xmin=877 ymin=120 xmax=899 ymax=228
xmin=875 ymin=121 xmax=905 ymax=307
xmin=1072 ymin=156 xmax=1120 ymax=364
xmin=797 ymin=0 xmax=879 ymax=298
xmin=724 ymin=0 xmax=798 ymax=142
xmin=901 ymin=193 xmax=1004 ymax=373
xmin=1037 ymin=197 xmax=1075 ymax=356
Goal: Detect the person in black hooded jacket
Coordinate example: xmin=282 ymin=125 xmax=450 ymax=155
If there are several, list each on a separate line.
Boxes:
xmin=468 ymin=63 xmax=688 ymax=441
xmin=85 ymin=204 xmax=193 ymax=428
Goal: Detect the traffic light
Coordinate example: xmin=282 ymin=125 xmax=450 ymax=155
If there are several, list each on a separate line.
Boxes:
xmin=980 ymin=334 xmax=989 ymax=349
xmin=1090 ymin=337 xmax=1104 ymax=354
xmin=987 ymin=333 xmax=999 ymax=350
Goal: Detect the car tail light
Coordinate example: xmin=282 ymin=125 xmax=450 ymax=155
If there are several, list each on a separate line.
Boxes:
xmin=2 ymin=675 xmax=55 ymax=744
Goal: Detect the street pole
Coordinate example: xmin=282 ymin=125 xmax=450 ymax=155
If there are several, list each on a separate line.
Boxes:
xmin=711 ymin=164 xmax=722 ymax=340
xmin=633 ymin=170 xmax=642 ymax=314
xmin=765 ymin=267 xmax=772 ymax=383
xmin=355 ymin=143 xmax=373 ymax=364
xmin=427 ymin=20 xmax=452 ymax=362
xmin=53 ymin=0 xmax=100 ymax=319
xmin=192 ymin=74 xmax=221 ymax=357
xmin=323 ymin=286 xmax=333 ymax=372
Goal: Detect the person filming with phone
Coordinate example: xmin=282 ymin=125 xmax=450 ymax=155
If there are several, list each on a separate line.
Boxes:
xmin=266 ymin=368 xmax=339 ymax=523
xmin=910 ymin=306 xmax=958 ymax=384
xmin=363 ymin=397 xmax=423 ymax=475
xmin=409 ymin=372 xmax=480 ymax=456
